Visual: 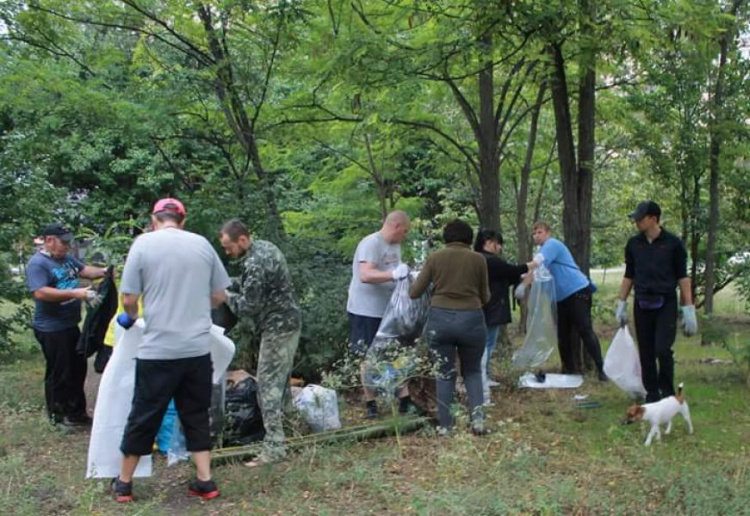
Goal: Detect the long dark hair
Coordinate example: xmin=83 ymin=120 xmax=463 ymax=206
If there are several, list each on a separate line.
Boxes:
xmin=474 ymin=229 xmax=503 ymax=252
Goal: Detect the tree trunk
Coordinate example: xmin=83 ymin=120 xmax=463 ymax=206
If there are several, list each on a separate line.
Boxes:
xmin=197 ymin=6 xmax=286 ymax=242
xmin=477 ymin=33 xmax=500 ymax=230
xmin=516 ymin=81 xmax=547 ymax=264
xmin=704 ymin=3 xmax=736 ymax=314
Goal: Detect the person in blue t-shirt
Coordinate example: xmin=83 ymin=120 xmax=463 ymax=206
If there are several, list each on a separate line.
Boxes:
xmin=26 ymin=223 xmax=108 ymax=429
xmin=515 ymin=222 xmax=607 ymax=381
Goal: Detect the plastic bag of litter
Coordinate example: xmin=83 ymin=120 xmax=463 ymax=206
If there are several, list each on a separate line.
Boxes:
xmin=293 ymin=384 xmax=341 ymax=433
xmin=512 ymin=265 xmax=557 ymax=369
xmin=376 ymin=274 xmax=431 ymax=342
xmin=604 ymin=326 xmax=646 ymax=399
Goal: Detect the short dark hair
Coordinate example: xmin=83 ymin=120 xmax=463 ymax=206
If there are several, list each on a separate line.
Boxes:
xmin=220 ymin=219 xmax=249 ymax=241
xmin=443 ymin=219 xmax=473 ymax=245
xmin=154 ymin=211 xmax=184 ymax=224
xmin=474 ymin=229 xmax=503 ymax=252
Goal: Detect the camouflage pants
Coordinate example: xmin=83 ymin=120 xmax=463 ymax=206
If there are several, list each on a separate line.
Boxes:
xmin=257 ymin=328 xmax=300 ymax=461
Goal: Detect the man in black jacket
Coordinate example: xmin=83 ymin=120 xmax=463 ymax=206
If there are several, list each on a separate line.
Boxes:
xmin=474 ymin=230 xmax=536 ymax=403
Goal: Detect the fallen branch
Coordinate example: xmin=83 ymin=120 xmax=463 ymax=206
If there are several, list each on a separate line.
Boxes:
xmin=212 ymin=415 xmax=430 ymax=464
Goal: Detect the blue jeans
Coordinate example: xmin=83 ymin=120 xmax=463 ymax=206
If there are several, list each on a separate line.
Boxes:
xmin=481 ymin=325 xmax=500 ymax=403
xmin=424 ymin=307 xmax=486 ymax=430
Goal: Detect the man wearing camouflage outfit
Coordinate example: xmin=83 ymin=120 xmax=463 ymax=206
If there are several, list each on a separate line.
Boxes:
xmin=219 ymin=219 xmax=300 ymax=467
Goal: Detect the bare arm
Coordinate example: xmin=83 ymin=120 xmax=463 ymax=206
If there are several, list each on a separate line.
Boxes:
xmin=122 ymin=293 xmax=140 ymax=319
xmin=211 ymin=289 xmax=227 ymax=308
xmin=618 ymin=278 xmax=633 ymax=301
xmin=678 ymin=277 xmax=693 ymax=305
xmin=79 ymin=265 xmax=108 ymax=280
xmin=33 ymin=286 xmax=91 ymax=302
xmin=358 ymin=261 xmax=394 ymax=284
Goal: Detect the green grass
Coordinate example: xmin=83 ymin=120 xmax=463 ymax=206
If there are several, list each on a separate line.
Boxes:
xmin=0 ymin=291 xmax=748 ymax=514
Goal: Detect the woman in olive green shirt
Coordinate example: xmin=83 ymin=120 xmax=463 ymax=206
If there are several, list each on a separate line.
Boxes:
xmin=410 ymin=220 xmax=490 ymax=434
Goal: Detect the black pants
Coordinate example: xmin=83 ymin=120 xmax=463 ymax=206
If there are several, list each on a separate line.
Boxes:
xmin=34 ymin=326 xmax=87 ymax=423
xmin=121 ymin=354 xmax=213 ymax=456
xmin=556 ymin=287 xmax=604 ymax=374
xmin=425 ymin=307 xmax=486 ymax=430
xmin=634 ymin=295 xmax=677 ymax=402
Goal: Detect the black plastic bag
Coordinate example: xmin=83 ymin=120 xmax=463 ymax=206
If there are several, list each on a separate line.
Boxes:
xmin=223 ymin=377 xmax=265 ymax=446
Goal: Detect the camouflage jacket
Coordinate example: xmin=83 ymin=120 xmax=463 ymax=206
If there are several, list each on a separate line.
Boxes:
xmin=226 ymin=239 xmax=301 ymax=337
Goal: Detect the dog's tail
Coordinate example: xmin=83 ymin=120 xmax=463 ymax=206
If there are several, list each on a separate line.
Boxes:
xmin=676 ymin=382 xmax=685 ymax=403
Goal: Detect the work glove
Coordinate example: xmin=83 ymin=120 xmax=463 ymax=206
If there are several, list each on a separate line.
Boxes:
xmin=116 ymin=313 xmax=136 ymax=330
xmin=514 ymin=283 xmax=527 ymax=300
xmin=681 ymin=305 xmax=698 ymax=336
xmin=615 ymin=300 xmax=628 ymax=327
xmin=84 ymin=289 xmax=103 ymax=308
xmin=392 ymin=263 xmax=409 ymax=281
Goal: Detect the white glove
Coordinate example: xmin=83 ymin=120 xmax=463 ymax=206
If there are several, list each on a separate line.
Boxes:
xmin=84 ymin=289 xmax=102 ymax=308
xmin=615 ymin=300 xmax=628 ymax=327
xmin=681 ymin=305 xmax=698 ymax=336
xmin=532 ymin=253 xmax=545 ymax=266
xmin=514 ymin=283 xmax=527 ymax=300
xmin=392 ymin=263 xmax=409 ymax=281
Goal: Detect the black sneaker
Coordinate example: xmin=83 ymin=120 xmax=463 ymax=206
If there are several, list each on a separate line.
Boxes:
xmin=597 ymin=370 xmax=609 ymax=382
xmin=365 ymin=400 xmax=379 ymax=420
xmin=111 ymin=477 xmax=134 ymax=503
xmin=65 ymin=414 xmax=93 ymax=426
xmin=188 ymin=478 xmax=220 ymax=500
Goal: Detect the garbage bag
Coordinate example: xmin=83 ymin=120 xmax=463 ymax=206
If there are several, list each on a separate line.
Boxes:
xmin=223 ymin=376 xmax=265 ymax=446
xmin=86 ymin=323 xmax=236 ymax=479
xmin=293 ymin=384 xmax=341 ymax=433
xmin=156 ymin=400 xmax=178 ymax=453
xmin=603 ymin=326 xmax=646 ymax=399
xmin=375 ymin=274 xmax=431 ymax=342
xmin=86 ymin=320 xmax=153 ymax=478
xmin=362 ymin=275 xmax=430 ymax=394
xmin=167 ymin=418 xmax=189 ymax=466
xmin=512 ymin=265 xmax=557 ymax=369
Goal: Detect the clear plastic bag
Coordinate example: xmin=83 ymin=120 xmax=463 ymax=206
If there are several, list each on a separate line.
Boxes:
xmin=293 ymin=384 xmax=342 ymax=433
xmin=512 ymin=265 xmax=558 ymax=369
xmin=603 ymin=326 xmax=646 ymax=399
xmin=375 ymin=274 xmax=431 ymax=341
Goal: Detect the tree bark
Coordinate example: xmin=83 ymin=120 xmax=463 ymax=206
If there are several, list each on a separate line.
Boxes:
xmin=477 ymin=32 xmax=500 ymax=230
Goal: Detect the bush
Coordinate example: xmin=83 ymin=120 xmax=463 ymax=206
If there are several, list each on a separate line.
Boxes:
xmin=0 ymin=256 xmax=32 ymax=362
xmin=286 ymin=238 xmax=351 ymax=382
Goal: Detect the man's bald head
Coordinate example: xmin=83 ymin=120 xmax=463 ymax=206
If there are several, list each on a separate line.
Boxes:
xmin=381 ymin=210 xmax=410 ymax=244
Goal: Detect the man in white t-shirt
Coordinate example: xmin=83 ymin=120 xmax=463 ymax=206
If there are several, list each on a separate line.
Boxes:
xmin=346 ymin=210 xmax=414 ymax=419
xmin=112 ymin=198 xmax=231 ymax=503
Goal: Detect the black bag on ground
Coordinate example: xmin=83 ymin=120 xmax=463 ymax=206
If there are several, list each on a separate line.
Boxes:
xmin=223 ymin=377 xmax=265 ymax=446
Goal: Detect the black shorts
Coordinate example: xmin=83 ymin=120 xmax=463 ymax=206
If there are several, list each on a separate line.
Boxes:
xmin=348 ymin=312 xmax=381 ymax=356
xmin=120 ymin=354 xmax=213 ymax=456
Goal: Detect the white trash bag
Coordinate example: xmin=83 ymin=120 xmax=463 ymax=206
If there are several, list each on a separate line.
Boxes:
xmin=86 ymin=322 xmax=235 ymax=478
xmin=604 ymin=326 xmax=646 ymax=399
xmin=293 ymin=384 xmax=341 ymax=433
xmin=512 ymin=265 xmax=557 ymax=369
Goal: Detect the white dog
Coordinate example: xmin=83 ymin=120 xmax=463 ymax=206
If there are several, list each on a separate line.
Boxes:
xmin=624 ymin=382 xmax=694 ymax=446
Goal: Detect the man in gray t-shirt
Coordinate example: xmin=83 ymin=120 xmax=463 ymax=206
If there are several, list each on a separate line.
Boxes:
xmin=346 ymin=210 xmax=414 ymax=419
xmin=112 ymin=198 xmax=230 ymax=503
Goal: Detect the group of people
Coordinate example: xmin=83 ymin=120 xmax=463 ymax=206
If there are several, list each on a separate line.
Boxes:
xmin=25 ymin=196 xmax=697 ymax=502
xmin=346 ymin=201 xmax=698 ymax=434
xmin=26 ymin=198 xmax=301 ymax=502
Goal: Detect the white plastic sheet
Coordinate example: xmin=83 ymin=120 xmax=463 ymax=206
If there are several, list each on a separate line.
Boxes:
xmin=603 ymin=326 xmax=646 ymax=399
xmin=512 ymin=266 xmax=557 ymax=369
xmin=293 ymin=384 xmax=341 ymax=433
xmin=518 ymin=373 xmax=583 ymax=389
xmin=86 ymin=322 xmax=236 ymax=479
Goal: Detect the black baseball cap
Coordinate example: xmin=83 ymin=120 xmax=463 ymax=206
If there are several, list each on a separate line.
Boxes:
xmin=41 ymin=223 xmax=74 ymax=242
xmin=629 ymin=201 xmax=661 ymax=221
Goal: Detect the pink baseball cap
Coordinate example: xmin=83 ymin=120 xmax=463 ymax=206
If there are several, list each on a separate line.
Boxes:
xmin=152 ymin=198 xmax=186 ymax=216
